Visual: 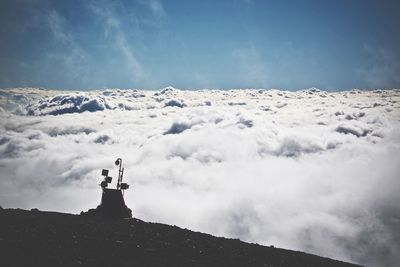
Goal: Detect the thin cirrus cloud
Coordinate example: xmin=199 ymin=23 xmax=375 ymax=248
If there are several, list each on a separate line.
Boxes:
xmin=1 ymin=87 xmax=400 ymax=267
xmin=359 ymin=45 xmax=400 ymax=88
xmin=232 ymin=43 xmax=270 ymax=88
xmin=45 ymin=9 xmax=90 ymax=86
xmin=88 ymin=3 xmax=145 ymax=84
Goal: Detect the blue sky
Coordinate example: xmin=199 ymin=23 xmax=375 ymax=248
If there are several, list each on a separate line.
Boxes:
xmin=0 ymin=0 xmax=399 ymax=90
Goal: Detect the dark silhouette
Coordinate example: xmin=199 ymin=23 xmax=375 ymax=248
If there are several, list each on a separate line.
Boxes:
xmin=0 ymin=208 xmax=362 ymax=267
xmin=81 ymin=158 xmax=132 ymax=219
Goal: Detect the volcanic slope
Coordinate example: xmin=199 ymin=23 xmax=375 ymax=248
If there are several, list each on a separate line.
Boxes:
xmin=0 ymin=208 xmax=361 ymax=267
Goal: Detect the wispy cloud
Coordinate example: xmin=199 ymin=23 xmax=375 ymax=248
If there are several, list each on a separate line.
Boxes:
xmin=238 ymin=0 xmax=254 ymax=7
xmin=233 ymin=43 xmax=269 ymax=88
xmin=43 ymin=9 xmax=90 ymax=87
xmin=87 ymin=1 xmax=147 ymax=86
xmin=359 ymin=45 xmax=400 ymax=89
xmin=145 ymin=0 xmax=166 ymax=20
xmin=46 ymin=10 xmax=71 ymax=45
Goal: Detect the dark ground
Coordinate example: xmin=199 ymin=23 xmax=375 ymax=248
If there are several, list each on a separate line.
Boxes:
xmin=0 ymin=208 xmax=362 ymax=267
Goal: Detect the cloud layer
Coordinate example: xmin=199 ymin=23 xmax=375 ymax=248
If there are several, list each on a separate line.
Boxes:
xmin=1 ymin=87 xmax=400 ymax=266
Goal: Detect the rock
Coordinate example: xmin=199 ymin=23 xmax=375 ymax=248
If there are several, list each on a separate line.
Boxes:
xmin=0 ymin=208 xmax=362 ymax=267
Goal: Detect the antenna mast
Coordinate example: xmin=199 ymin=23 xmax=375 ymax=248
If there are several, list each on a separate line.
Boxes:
xmin=115 ymin=158 xmax=124 ymax=190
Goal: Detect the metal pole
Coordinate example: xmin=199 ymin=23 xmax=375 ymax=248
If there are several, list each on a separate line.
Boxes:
xmin=116 ymin=158 xmax=123 ymax=190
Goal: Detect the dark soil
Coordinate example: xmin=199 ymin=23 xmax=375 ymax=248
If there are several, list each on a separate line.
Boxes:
xmin=0 ymin=208 xmax=362 ymax=267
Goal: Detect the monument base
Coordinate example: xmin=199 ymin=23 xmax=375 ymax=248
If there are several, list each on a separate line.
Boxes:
xmin=82 ymin=188 xmax=132 ymax=219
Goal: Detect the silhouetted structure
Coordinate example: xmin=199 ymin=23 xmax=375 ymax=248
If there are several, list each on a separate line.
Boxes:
xmin=82 ymin=158 xmax=132 ymax=219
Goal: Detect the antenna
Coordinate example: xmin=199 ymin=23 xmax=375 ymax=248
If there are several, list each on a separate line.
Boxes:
xmin=115 ymin=158 xmax=124 ymax=190
xmin=90 ymin=158 xmax=132 ymax=219
xmin=100 ymin=158 xmax=129 ymax=192
xmin=100 ymin=169 xmax=112 ymax=188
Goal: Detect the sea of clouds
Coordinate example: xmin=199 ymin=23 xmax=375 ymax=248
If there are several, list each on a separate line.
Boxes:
xmin=1 ymin=87 xmax=399 ymax=266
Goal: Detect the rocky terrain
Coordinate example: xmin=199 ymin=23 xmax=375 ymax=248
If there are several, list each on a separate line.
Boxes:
xmin=0 ymin=207 xmax=361 ymax=267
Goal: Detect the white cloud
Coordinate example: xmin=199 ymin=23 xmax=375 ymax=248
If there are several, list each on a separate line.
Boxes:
xmin=1 ymin=87 xmax=400 ymax=266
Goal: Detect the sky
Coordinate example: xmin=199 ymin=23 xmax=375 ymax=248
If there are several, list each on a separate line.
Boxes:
xmin=0 ymin=0 xmax=400 ymax=90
